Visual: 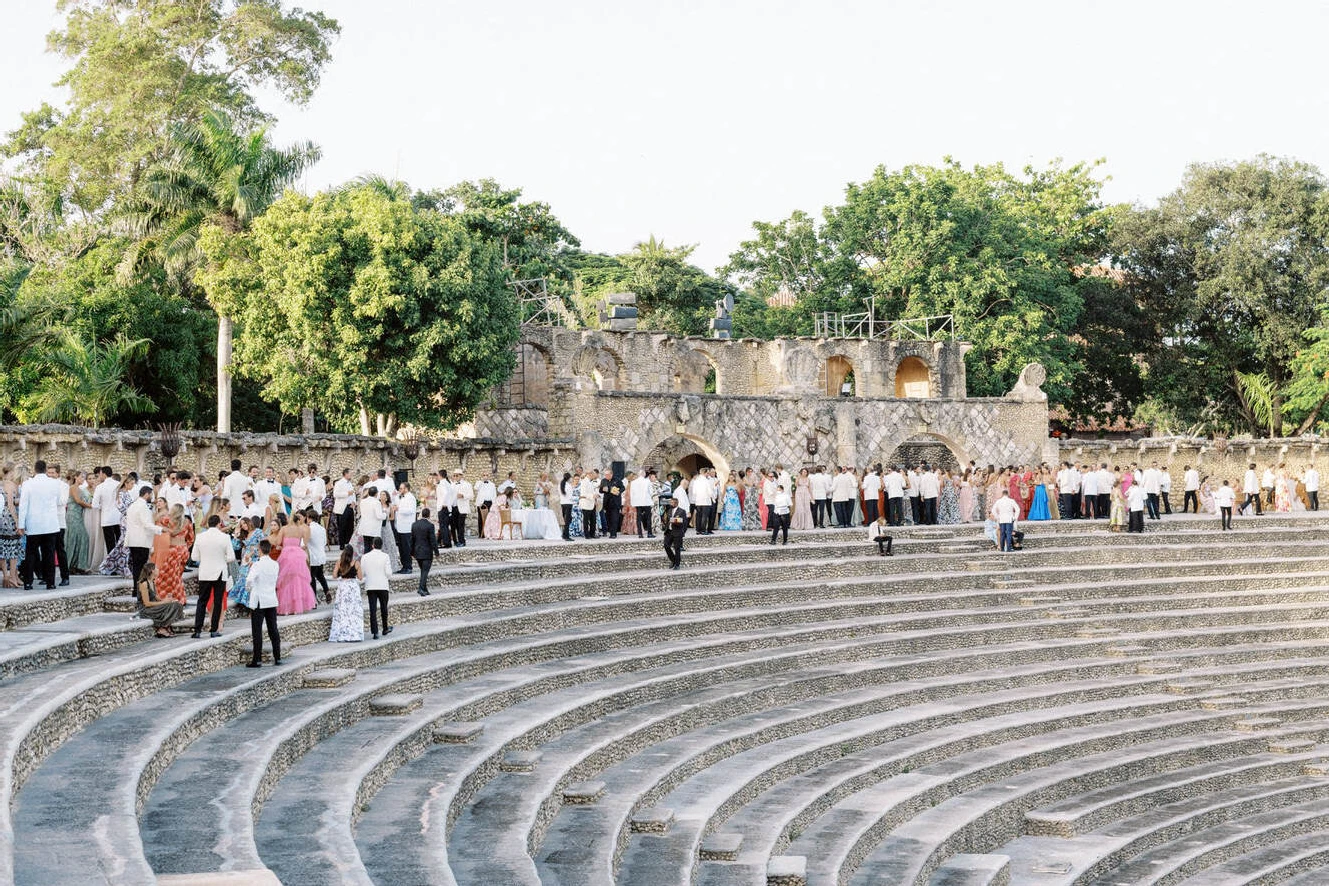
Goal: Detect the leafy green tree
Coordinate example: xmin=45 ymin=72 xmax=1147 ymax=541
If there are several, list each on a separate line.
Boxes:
xmin=198 ymin=183 xmax=518 ymax=435
xmin=19 ymin=332 xmax=155 ymax=427
xmin=126 ymin=108 xmax=319 ymax=431
xmin=4 ymin=0 xmax=338 ymax=212
xmin=1114 ymin=155 xmax=1329 ymax=436
xmin=721 ymin=210 xmax=834 ymax=306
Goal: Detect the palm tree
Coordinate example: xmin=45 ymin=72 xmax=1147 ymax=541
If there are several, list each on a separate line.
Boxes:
xmin=124 ymin=109 xmax=320 ymax=432
xmin=23 ymin=332 xmax=155 ymax=427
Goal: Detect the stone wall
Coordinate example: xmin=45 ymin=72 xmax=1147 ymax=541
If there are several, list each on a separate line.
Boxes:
xmin=1056 ymin=435 xmax=1329 ymax=490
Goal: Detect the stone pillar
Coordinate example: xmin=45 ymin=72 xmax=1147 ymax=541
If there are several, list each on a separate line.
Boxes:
xmin=835 ymin=400 xmax=857 ymax=467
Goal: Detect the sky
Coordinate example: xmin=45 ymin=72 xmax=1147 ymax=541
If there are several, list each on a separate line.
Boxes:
xmin=3 ymin=0 xmax=1328 ymax=273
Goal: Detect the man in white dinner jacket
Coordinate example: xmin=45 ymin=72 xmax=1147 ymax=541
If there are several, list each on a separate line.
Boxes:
xmin=190 ymin=514 xmax=236 ymax=638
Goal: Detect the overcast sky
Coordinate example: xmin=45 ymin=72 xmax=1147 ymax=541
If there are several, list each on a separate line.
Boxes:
xmin=4 ymin=0 xmax=1327 ymax=273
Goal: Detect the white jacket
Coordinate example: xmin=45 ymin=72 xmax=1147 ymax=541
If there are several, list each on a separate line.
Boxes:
xmin=191 ymin=527 xmax=236 ymax=581
xmin=124 ymin=497 xmax=162 ymax=548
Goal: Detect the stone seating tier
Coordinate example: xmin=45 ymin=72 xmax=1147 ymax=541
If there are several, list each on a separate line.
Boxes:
xmin=3 ymin=514 xmax=1329 ymax=886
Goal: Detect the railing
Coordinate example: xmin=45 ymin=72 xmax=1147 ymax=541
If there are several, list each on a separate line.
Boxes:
xmin=814 ymin=298 xmax=955 ymax=342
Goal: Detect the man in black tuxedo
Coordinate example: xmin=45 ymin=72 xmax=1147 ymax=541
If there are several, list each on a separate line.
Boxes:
xmin=600 ymin=470 xmax=623 ymax=539
xmin=411 ymin=507 xmax=437 ymax=596
xmin=664 ymin=497 xmax=687 ymax=570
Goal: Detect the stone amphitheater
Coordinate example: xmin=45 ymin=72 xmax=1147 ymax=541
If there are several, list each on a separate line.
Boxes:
xmin=4 ymin=513 xmax=1329 ymax=886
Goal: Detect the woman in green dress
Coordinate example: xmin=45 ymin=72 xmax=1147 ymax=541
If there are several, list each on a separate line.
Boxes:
xmin=64 ymin=470 xmax=93 ymax=573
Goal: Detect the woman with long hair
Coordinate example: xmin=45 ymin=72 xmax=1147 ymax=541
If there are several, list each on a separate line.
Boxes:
xmin=0 ymin=464 xmax=21 ymax=587
xmin=274 ymin=511 xmax=316 ymax=615
xmin=228 ymin=516 xmax=265 ymax=609
xmin=151 ymin=504 xmax=192 ymax=606
xmin=329 ymin=545 xmax=364 ymax=642
xmin=64 ymin=470 xmax=93 ymax=574
xmin=136 ymin=562 xmax=183 ymax=638
xmin=99 ymin=476 xmax=136 ymax=577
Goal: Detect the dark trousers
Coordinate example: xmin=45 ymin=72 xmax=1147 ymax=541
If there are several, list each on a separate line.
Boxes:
xmin=310 ymin=564 xmax=329 ymax=600
xmin=561 ymin=504 xmax=573 ymax=539
xmin=1057 ymin=493 xmax=1071 ymax=519
xmin=336 ymin=510 xmax=355 ymax=548
xmin=999 ymin=522 xmax=1014 ymax=552
xmin=450 ymin=507 xmax=466 ymax=546
xmin=815 ymin=498 xmax=831 ymax=528
xmin=54 ymin=529 xmax=68 ymax=581
xmin=863 ymin=499 xmax=879 ymax=524
xmin=664 ymin=531 xmax=684 ymax=567
xmin=767 ymin=504 xmax=777 ymax=528
xmin=1161 ymin=492 xmax=1171 ymax=514
xmin=1097 ymin=493 xmax=1110 ymax=519
xmin=873 ymin=533 xmax=893 ymax=555
xmin=1264 ymin=488 xmax=1274 ymax=506
xmin=922 ymin=497 xmax=937 ymax=525
xmin=833 ymin=501 xmax=851 ymax=528
xmin=193 ymin=578 xmax=227 ymax=634
xmin=129 ymin=546 xmax=151 ymax=590
xmin=1220 ymin=506 xmax=1233 ymax=530
xmin=1082 ymin=494 xmax=1097 ymax=519
xmin=102 ymin=524 xmax=120 ymax=555
xmin=249 ymin=606 xmax=280 ymax=664
xmin=604 ymin=501 xmax=622 ymax=537
xmin=1245 ymin=492 xmax=1263 ymax=515
xmin=1128 ymin=510 xmax=1145 ymax=533
xmin=769 ymin=512 xmax=789 ymax=544
xmin=887 ymin=497 xmax=903 ymax=526
xmin=1145 ymin=492 xmax=1160 ymax=520
xmin=368 ymin=588 xmax=389 ymax=635
xmin=908 ymin=496 xmax=923 ymax=524
xmin=636 ymin=505 xmax=653 ymax=537
xmin=477 ymin=504 xmax=491 ymax=536
xmin=416 ymin=557 xmax=431 ymax=593
xmin=1184 ymin=490 xmax=1199 ymax=513
xmin=21 ymin=532 xmax=57 ymax=587
xmin=581 ymin=508 xmax=596 ymax=538
xmin=394 ymin=530 xmax=412 ymax=573
xmin=1311 ymin=491 xmax=1320 ymax=511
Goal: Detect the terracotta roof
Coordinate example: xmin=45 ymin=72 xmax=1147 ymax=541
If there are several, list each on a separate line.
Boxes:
xmin=766 ymin=285 xmax=798 ymax=308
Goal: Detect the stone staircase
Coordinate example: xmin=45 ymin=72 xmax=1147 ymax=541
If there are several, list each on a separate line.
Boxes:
xmin=2 ymin=514 xmax=1329 ymax=884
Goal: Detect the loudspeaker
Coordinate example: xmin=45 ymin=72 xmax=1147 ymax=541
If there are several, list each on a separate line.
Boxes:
xmin=393 ymin=468 xmax=409 ymax=489
xmin=611 ymin=460 xmax=625 ymax=482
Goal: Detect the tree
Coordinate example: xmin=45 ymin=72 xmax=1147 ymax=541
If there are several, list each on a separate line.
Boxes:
xmin=128 ymin=108 xmax=320 ymax=432
xmin=4 ymin=0 xmax=338 ymax=213
xmin=198 ymin=183 xmax=519 ymax=435
xmin=721 ymin=209 xmax=834 ymax=305
xmin=19 ymin=332 xmax=155 ymax=427
xmin=1114 ymin=156 xmax=1329 ymax=436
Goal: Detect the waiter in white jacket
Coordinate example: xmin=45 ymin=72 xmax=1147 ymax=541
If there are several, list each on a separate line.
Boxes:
xmin=124 ymin=484 xmax=162 ymax=590
xmin=630 ymin=469 xmax=656 ymax=538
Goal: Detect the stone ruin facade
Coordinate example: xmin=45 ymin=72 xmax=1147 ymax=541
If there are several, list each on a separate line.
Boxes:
xmin=468 ymin=325 xmax=1058 ymax=478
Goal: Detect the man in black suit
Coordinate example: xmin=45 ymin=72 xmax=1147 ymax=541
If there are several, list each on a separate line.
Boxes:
xmin=411 ymin=507 xmax=437 ymax=596
xmin=664 ymin=497 xmax=687 ymax=570
xmin=600 ymin=471 xmax=623 ymax=539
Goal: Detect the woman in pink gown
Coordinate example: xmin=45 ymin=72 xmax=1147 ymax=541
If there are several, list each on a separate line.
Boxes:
xmin=958 ymin=469 xmax=975 ymax=523
xmin=275 ymin=511 xmax=316 ymax=615
xmin=790 ymin=468 xmax=814 ymax=531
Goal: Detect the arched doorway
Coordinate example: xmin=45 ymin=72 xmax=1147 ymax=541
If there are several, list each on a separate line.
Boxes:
xmin=494 ymin=341 xmax=553 ymax=408
xmin=572 ymin=343 xmax=623 ymax=391
xmin=885 ymin=433 xmax=966 ymax=472
xmin=640 ymin=434 xmax=729 ymax=483
xmin=895 ymin=356 xmax=931 ymax=398
xmin=826 ymin=355 xmax=855 ymax=397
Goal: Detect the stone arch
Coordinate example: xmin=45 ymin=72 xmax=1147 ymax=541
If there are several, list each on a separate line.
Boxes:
xmin=883 ymin=431 xmax=969 ymax=473
xmin=639 ymin=433 xmax=730 ymax=484
xmin=495 ymin=340 xmax=555 ymax=408
xmin=673 ymin=346 xmax=721 ymax=395
xmin=826 ymin=354 xmax=855 ymax=397
xmin=571 ymin=342 xmax=624 ymax=391
xmin=894 ymin=355 xmax=932 ymax=398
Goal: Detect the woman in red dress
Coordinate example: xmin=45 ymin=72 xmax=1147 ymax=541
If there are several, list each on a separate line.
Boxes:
xmin=151 ymin=505 xmax=192 ymax=606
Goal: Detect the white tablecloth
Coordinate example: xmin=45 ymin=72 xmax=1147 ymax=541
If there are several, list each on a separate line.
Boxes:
xmin=513 ymin=508 xmax=561 ymax=540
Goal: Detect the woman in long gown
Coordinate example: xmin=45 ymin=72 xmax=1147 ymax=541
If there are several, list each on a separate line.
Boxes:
xmin=483 ymin=492 xmax=509 ymax=540
xmin=275 ymin=511 xmax=316 ymax=615
xmin=151 ymin=505 xmax=192 ymax=606
xmin=620 ymin=472 xmax=639 ymax=536
xmin=938 ymin=472 xmax=961 ymax=524
xmin=83 ymin=472 xmax=106 ymax=573
xmin=719 ymin=473 xmax=743 ymax=531
xmin=1108 ymin=479 xmax=1126 ymax=531
xmin=958 ymin=470 xmax=975 ymax=524
xmin=790 ymin=469 xmax=814 ymax=531
xmin=64 ymin=470 xmax=92 ymax=573
xmin=328 ymin=545 xmax=364 ymax=643
xmin=99 ymin=477 xmax=135 ymax=577
xmin=740 ymin=470 xmax=762 ymax=530
xmin=228 ymin=518 xmax=264 ymax=608
xmin=0 ymin=465 xmax=21 ymax=587
xmin=1275 ymin=470 xmax=1293 ymax=512
xmin=1027 ymin=467 xmax=1052 ymax=521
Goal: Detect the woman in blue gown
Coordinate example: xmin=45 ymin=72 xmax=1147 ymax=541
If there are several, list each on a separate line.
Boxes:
xmin=1028 ymin=466 xmax=1052 ymax=520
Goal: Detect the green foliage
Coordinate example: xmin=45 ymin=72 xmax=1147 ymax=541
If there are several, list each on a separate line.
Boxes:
xmin=1114 ymin=155 xmax=1329 ymax=436
xmin=198 ymin=183 xmax=520 ymax=431
xmin=20 ymin=331 xmax=156 ymax=427
xmin=4 ymin=0 xmax=338 ymax=212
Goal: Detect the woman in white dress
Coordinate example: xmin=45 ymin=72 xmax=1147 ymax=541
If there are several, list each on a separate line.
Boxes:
xmin=328 ymin=545 xmax=364 ymax=642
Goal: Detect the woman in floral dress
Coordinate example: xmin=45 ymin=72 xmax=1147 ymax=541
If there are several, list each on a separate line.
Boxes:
xmin=228 ymin=518 xmax=265 ymax=609
xmin=938 ymin=471 xmax=961 ymax=524
xmin=151 ymin=505 xmax=193 ymax=605
xmin=99 ymin=476 xmax=136 ymax=577
xmin=719 ymin=472 xmax=743 ymax=531
xmin=620 ymin=472 xmax=639 ymax=536
xmin=328 ymin=545 xmax=364 ymax=642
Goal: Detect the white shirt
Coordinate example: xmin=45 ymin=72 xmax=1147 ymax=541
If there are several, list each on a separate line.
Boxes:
xmin=918 ymin=472 xmax=940 ymax=499
xmin=862 ymin=473 xmax=882 ymax=498
xmin=905 ymin=471 xmax=921 ymax=497
xmin=437 ymin=478 xmax=456 ymax=509
xmin=674 ymin=486 xmax=690 ymax=513
xmin=291 ymin=476 xmax=315 ymax=512
xmin=96 ymin=477 xmax=122 ymax=526
xmin=831 ymin=472 xmax=857 ymax=502
xmin=1243 ymin=470 xmax=1260 ymax=495
xmin=253 ymin=478 xmax=283 ymax=513
xmin=357 ymin=496 xmax=385 ymax=537
xmin=690 ymin=475 xmax=713 ymax=507
xmin=361 ymin=548 xmax=392 ymax=591
xmin=246 ymin=557 xmax=280 ymax=609
xmin=18 ymin=474 xmax=64 ymax=536
xmin=1184 ymin=469 xmax=1200 ymax=492
xmin=811 ymin=471 xmax=832 ymax=499
xmin=1126 ymin=485 xmax=1146 ymax=511
xmin=307 ymin=475 xmax=326 ymax=512
xmin=991 ymin=497 xmax=1019 ymax=523
xmin=773 ymin=489 xmax=792 ymax=515
xmin=1306 ymin=469 xmax=1320 ymax=493
xmin=629 ymin=475 xmax=653 ymax=508
xmin=1262 ymin=469 xmax=1275 ymax=489
xmin=1141 ymin=468 xmax=1161 ymax=495
xmin=393 ymin=492 xmax=417 ymax=533
xmin=1214 ymin=485 xmax=1237 ymax=508
xmin=191 ymin=526 xmax=236 ymax=581
xmin=223 ymin=471 xmax=253 ymax=518
xmin=476 ymin=480 xmax=497 ymax=505
xmin=868 ymin=521 xmax=890 ymax=541
xmin=54 ymin=478 xmax=69 ymax=530
xmin=124 ymin=497 xmax=162 ymax=548
xmin=307 ymin=521 xmax=328 ymax=567
xmin=1065 ymin=468 xmax=1081 ymax=494
xmin=454 ymin=480 xmax=473 ymax=514
xmin=333 ymin=477 xmax=355 ymax=514
xmin=1082 ymin=471 xmax=1099 ymax=496
xmin=1158 ymin=471 xmax=1171 ymax=493
xmin=884 ymin=472 xmax=905 ymax=498
xmin=577 ymin=477 xmax=599 ymax=510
